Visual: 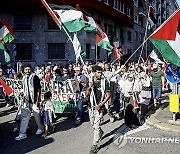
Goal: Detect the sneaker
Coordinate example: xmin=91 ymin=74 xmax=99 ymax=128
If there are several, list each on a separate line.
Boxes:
xmin=115 ymin=113 xmax=120 ymax=120
xmin=99 ymin=129 xmax=104 ymax=141
xmin=36 ymin=129 xmax=44 ymax=135
xmin=13 ymin=127 xmax=19 ymax=132
xmin=90 ymin=145 xmax=98 ymax=154
xmin=152 ymin=106 xmax=157 ymax=112
xmin=42 ymin=133 xmax=48 ymax=138
xmin=110 ymin=117 xmax=115 ymax=123
xmin=51 ymin=125 xmax=55 ymax=133
xmin=74 ymin=120 xmax=81 ymax=125
xmin=5 ymin=104 xmax=10 ymax=107
xmin=15 ymin=134 xmax=27 ymax=141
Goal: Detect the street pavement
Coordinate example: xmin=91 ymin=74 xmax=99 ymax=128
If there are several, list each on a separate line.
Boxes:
xmin=1 ymin=101 xmax=180 ymax=154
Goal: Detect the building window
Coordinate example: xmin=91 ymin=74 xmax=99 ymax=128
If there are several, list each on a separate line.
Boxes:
xmin=113 ymin=0 xmax=124 ymax=13
xmin=15 ymin=43 xmax=32 ymax=60
xmin=86 ymin=43 xmax=90 ymax=59
xmin=127 ymin=7 xmax=131 ymax=17
xmin=14 ymin=14 xmax=32 ymax=30
xmin=48 ymin=15 xmax=59 ymax=30
xmin=104 ymin=23 xmax=108 ymax=33
xmin=96 ymin=46 xmax=101 ymax=59
xmin=120 ymin=1 xmax=125 ymax=13
xmin=108 ymin=24 xmax=113 ymax=36
xmin=48 ymin=43 xmax=65 ymax=59
xmin=135 ymin=31 xmax=138 ymax=41
xmin=139 ymin=33 xmax=143 ymax=41
xmin=104 ymin=0 xmax=109 ymax=5
xmin=139 ymin=17 xmax=144 ymax=26
xmin=135 ymin=15 xmax=138 ymax=23
xmin=127 ymin=31 xmax=132 ymax=42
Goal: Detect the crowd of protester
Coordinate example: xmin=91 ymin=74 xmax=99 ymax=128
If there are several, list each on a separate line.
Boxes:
xmin=0 ymin=60 xmax=170 ymax=153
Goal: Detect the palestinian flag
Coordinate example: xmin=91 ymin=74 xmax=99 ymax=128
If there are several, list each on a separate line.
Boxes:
xmin=0 ymin=19 xmax=14 ymax=43
xmin=147 ymin=6 xmax=157 ymax=30
xmin=0 ymin=42 xmax=10 ymax=62
xmin=41 ymin=0 xmax=89 ymax=32
xmin=76 ymin=4 xmax=100 ymax=35
xmin=96 ymin=24 xmax=113 ymax=56
xmin=149 ymin=9 xmax=180 ymax=66
xmin=54 ymin=9 xmax=89 ymax=32
xmin=0 ymin=78 xmax=13 ymax=96
xmin=113 ymin=46 xmax=122 ymax=60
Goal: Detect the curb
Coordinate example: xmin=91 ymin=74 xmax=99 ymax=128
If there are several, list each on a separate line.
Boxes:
xmin=145 ymin=109 xmax=180 ymax=133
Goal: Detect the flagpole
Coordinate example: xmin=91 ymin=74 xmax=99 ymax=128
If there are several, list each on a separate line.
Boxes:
xmin=95 ymin=44 xmax=98 ymax=63
xmin=138 ymin=18 xmax=149 ymax=64
xmin=116 ymin=36 xmax=150 ymax=72
xmin=41 ymin=0 xmax=85 ymax=65
xmin=115 ymin=8 xmax=180 ymax=71
xmin=111 ymin=58 xmax=119 ymax=65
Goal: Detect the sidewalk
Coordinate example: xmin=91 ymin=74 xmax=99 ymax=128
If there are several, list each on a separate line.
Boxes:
xmin=146 ymin=100 xmax=180 ymax=133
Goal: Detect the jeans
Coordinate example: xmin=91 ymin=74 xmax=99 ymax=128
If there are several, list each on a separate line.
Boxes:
xmin=75 ymin=99 xmax=83 ymax=121
xmin=152 ymin=87 xmax=162 ymax=99
xmin=19 ymin=104 xmax=44 ymax=135
xmin=115 ymin=92 xmax=121 ymax=113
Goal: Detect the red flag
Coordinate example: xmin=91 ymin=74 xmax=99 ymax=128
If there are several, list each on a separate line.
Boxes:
xmin=0 ymin=78 xmax=13 ymax=96
xmin=113 ymin=46 xmax=122 ymax=60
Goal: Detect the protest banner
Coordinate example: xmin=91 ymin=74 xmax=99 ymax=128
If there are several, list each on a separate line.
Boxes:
xmin=5 ymin=78 xmax=79 ymax=113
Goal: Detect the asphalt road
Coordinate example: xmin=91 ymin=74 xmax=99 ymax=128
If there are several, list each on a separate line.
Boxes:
xmin=1 ymin=103 xmax=180 ymax=154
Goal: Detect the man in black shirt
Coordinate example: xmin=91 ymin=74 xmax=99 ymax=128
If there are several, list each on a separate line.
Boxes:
xmin=86 ymin=65 xmax=110 ymax=154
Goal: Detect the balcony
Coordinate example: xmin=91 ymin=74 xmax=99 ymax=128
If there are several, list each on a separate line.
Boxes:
xmin=138 ymin=7 xmax=147 ymax=17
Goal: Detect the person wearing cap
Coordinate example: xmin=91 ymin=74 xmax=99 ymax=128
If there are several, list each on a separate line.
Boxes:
xmin=150 ymin=63 xmax=165 ymax=111
xmin=61 ymin=68 xmax=70 ymax=81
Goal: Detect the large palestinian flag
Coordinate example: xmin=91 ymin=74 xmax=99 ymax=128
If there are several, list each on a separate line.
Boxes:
xmin=149 ymin=9 xmax=180 ymax=66
xmin=41 ymin=0 xmax=89 ymax=32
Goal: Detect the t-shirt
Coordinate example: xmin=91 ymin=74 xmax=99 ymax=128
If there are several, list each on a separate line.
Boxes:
xmin=33 ymin=75 xmax=41 ymax=103
xmin=93 ymin=79 xmax=110 ymax=105
xmin=150 ymin=71 xmax=164 ymax=88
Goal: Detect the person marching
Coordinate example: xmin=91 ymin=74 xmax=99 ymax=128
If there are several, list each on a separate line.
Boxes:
xmin=15 ymin=64 xmax=44 ymax=140
xmin=41 ymin=91 xmax=55 ymax=138
xmin=86 ymin=65 xmax=110 ymax=154
xmin=150 ymin=63 xmax=165 ymax=111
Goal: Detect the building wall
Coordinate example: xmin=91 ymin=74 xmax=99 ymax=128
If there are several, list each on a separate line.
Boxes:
xmin=0 ymin=0 xmax=178 ymax=66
